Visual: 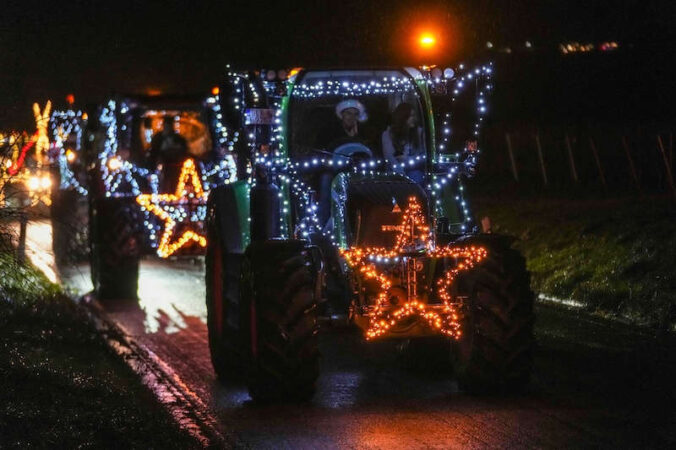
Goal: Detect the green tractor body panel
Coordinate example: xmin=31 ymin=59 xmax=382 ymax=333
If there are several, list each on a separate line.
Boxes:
xmin=230 ymin=180 xmax=252 ymax=251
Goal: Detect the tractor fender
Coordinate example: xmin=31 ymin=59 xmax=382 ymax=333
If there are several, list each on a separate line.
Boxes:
xmin=207 ymin=181 xmax=251 ymax=254
xmin=451 ymin=233 xmax=524 ymax=297
xmin=454 ymin=233 xmax=517 ymax=252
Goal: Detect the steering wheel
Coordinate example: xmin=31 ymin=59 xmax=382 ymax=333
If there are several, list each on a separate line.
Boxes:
xmin=332 ymin=142 xmax=373 ymax=165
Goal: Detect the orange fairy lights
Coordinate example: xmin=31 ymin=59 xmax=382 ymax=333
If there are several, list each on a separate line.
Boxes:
xmin=341 ymin=196 xmax=487 ymax=340
xmin=136 ymin=158 xmax=208 ymax=258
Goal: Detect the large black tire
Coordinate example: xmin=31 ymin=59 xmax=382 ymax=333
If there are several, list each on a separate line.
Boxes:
xmin=89 ymin=198 xmax=141 ymax=300
xmin=452 ymin=245 xmax=535 ymax=393
xmin=205 ymin=228 xmax=245 ymax=381
xmin=241 ymin=241 xmax=320 ymax=402
xmin=51 ymin=188 xmax=89 ymax=266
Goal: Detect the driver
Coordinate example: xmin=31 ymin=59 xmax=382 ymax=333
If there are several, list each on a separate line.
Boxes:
xmin=315 ymin=99 xmax=368 ymax=150
xmin=315 ymin=99 xmax=369 ymax=227
xmin=149 ymin=115 xmax=189 ymax=191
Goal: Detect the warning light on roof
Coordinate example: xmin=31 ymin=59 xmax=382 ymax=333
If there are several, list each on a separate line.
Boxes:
xmin=419 ymin=34 xmax=436 ymax=48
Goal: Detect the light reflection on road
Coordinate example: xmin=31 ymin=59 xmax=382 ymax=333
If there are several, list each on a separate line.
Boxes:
xmin=23 ymin=220 xmax=59 ymax=283
xmin=137 ymin=259 xmax=206 ymax=333
xmin=26 ymin=220 xmax=207 ymax=334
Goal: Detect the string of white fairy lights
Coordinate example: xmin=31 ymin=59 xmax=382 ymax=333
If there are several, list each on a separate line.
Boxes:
xmin=50 ymin=109 xmax=88 ymax=195
xmin=238 ymin=62 xmax=492 ymax=242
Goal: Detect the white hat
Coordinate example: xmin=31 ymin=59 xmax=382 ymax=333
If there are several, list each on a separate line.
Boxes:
xmin=335 ymin=99 xmax=367 ymax=122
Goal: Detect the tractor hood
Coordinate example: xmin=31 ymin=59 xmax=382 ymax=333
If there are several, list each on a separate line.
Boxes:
xmin=333 ymin=173 xmax=429 ymax=249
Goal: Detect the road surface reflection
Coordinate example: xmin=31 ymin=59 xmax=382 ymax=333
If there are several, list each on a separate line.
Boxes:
xmin=26 ymin=220 xmax=207 ymax=334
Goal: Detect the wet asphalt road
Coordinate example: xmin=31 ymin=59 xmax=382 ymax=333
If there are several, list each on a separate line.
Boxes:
xmin=27 ymin=221 xmax=676 ymax=448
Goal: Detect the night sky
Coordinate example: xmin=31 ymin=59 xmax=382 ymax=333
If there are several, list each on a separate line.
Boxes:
xmin=1 ymin=0 xmax=674 ymax=128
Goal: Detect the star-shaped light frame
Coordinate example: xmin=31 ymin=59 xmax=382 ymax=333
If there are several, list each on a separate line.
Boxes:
xmin=136 ymin=158 xmax=208 ymax=258
xmin=341 ymin=196 xmax=487 ymax=340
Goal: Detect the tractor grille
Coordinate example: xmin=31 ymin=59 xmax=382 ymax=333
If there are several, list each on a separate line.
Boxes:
xmin=345 ymin=176 xmax=428 ymax=248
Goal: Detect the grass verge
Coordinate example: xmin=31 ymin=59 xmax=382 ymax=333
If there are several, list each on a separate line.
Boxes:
xmin=472 ymin=195 xmax=676 ymax=329
xmin=0 ymin=251 xmax=198 ymax=448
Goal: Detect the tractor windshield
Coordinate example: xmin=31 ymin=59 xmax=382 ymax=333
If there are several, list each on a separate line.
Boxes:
xmin=138 ymin=110 xmax=212 ymax=160
xmin=288 ymin=70 xmax=427 ymax=163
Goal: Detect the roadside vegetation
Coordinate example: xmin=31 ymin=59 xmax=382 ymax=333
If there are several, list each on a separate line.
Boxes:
xmin=472 ymin=194 xmax=676 ymax=330
xmin=0 ymin=250 xmax=197 ymax=448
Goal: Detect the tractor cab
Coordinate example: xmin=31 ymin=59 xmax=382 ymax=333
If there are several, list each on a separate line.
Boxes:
xmin=286 ymin=69 xmax=432 ymax=240
xmin=111 ymin=95 xmax=219 ymax=192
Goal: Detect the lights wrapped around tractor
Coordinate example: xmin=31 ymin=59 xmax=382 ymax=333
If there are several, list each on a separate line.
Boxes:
xmin=341 ymin=196 xmax=487 ymax=340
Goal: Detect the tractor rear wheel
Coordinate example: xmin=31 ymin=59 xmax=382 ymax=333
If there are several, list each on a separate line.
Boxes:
xmin=51 ymin=189 xmax=89 ymax=266
xmin=205 ymin=230 xmax=245 ymax=381
xmin=452 ymin=246 xmax=534 ymax=393
xmin=90 ymin=198 xmax=141 ymax=300
xmin=241 ymin=241 xmax=320 ymax=402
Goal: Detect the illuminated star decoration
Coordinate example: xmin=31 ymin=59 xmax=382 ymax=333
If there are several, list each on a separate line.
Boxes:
xmin=341 ymin=197 xmax=487 ymax=340
xmin=136 ymin=158 xmax=208 ymax=258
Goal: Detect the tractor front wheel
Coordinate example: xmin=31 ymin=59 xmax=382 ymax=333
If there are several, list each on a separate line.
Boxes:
xmin=89 ymin=198 xmax=141 ymax=300
xmin=205 ymin=230 xmax=246 ymax=381
xmin=452 ymin=246 xmax=535 ymax=393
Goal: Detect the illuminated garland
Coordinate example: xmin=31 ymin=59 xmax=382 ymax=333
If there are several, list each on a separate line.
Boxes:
xmin=1 ymin=133 xmax=52 ymax=207
xmin=98 ymin=101 xmax=132 ymax=197
xmin=428 ymin=63 xmax=492 ymax=232
xmin=341 ymin=196 xmax=487 ymax=339
xmin=135 ymin=158 xmax=208 ymax=257
xmin=50 ymin=109 xmax=87 ymax=195
xmin=291 ymin=77 xmax=417 ymax=98
xmin=7 ymin=135 xmax=36 ymax=176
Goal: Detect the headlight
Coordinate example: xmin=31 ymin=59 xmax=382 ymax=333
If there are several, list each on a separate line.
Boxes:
xmin=66 ymin=149 xmax=76 ymax=162
xmin=107 ymin=156 xmax=122 ymax=171
xmin=28 ymin=176 xmax=40 ymax=191
xmin=41 ymin=175 xmax=51 ymax=189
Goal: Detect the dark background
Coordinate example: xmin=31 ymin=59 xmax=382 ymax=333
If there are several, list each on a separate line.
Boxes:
xmin=1 ymin=0 xmax=675 ymax=129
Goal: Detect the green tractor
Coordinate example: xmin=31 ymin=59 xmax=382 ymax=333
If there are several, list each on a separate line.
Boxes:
xmin=206 ymin=66 xmax=534 ymax=402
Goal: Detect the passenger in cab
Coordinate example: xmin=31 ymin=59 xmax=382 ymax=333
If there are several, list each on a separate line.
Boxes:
xmin=381 ymin=102 xmax=424 ymax=182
